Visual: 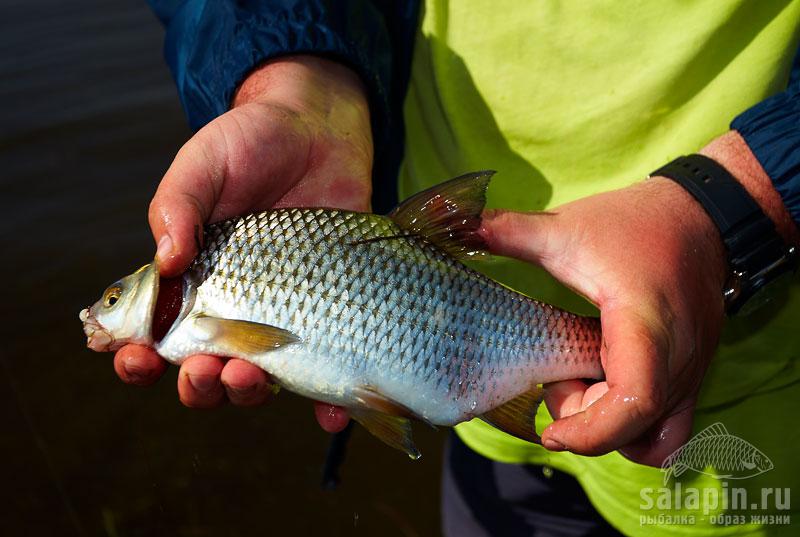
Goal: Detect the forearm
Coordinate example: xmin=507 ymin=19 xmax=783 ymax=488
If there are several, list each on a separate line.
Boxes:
xmin=150 ymin=0 xmax=395 ymax=132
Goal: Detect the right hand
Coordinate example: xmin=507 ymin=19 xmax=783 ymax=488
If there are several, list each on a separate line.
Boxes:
xmin=113 ymin=56 xmax=371 ymax=431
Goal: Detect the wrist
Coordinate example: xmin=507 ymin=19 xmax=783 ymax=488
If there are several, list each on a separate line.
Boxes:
xmin=647 ymin=176 xmax=729 ymax=292
xmin=699 ymin=130 xmax=800 ymax=246
xmin=653 ymin=141 xmax=798 ymax=314
xmin=232 ymin=55 xmax=371 ymax=134
xmin=233 ymin=55 xmax=365 ymax=105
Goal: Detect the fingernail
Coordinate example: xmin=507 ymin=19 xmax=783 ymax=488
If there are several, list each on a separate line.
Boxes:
xmin=187 ymin=373 xmax=217 ymax=394
xmin=156 ymin=234 xmax=173 ymax=263
xmin=543 ymin=438 xmax=566 ymax=451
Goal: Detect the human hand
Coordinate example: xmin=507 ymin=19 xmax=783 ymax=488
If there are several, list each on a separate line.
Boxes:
xmin=480 ymin=131 xmax=796 ymax=466
xmin=113 ymin=56 xmax=369 ymax=431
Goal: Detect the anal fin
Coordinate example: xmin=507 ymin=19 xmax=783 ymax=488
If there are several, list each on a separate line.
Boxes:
xmin=350 ymin=408 xmax=421 ymax=460
xmin=479 ymin=386 xmax=544 ymax=443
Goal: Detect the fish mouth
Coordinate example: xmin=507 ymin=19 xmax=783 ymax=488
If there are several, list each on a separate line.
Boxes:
xmin=79 ymin=307 xmax=117 ymax=352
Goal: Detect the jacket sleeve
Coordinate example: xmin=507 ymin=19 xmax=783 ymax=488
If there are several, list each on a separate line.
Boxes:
xmin=147 ymin=0 xmax=417 ymax=211
xmin=731 ymin=48 xmax=800 ymax=227
xmin=148 ymin=0 xmax=392 ymax=131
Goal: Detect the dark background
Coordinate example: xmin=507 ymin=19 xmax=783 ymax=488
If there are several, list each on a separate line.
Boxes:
xmin=0 ymin=1 xmax=443 ymax=535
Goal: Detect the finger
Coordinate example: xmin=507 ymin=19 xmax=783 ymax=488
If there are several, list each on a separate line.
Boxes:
xmin=480 ymin=210 xmax=561 ymax=267
xmin=113 ymin=344 xmax=167 ymax=386
xmin=148 ymin=107 xmax=311 ymax=277
xmin=220 ymin=359 xmax=275 ymax=407
xmin=148 ymin=136 xmax=222 ymax=277
xmin=479 ymin=209 xmax=599 ymax=300
xmin=544 ymin=379 xmax=608 ymax=422
xmin=314 ymin=403 xmax=350 ymax=433
xmin=177 ymin=355 xmax=227 ymax=408
xmin=272 ymin=172 xmax=372 ymax=212
xmin=618 ymin=398 xmax=696 ymax=468
xmin=541 ymin=306 xmax=669 ymax=455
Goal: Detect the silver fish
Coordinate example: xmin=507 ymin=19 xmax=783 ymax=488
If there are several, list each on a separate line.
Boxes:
xmin=80 ymin=171 xmax=603 ymax=457
xmin=661 ymin=422 xmax=773 ymax=484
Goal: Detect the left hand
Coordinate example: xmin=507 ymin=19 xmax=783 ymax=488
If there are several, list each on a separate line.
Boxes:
xmin=480 ymin=130 xmax=796 ymax=466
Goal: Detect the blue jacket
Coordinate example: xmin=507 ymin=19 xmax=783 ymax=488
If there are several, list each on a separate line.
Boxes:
xmin=149 ymin=0 xmax=800 ymax=222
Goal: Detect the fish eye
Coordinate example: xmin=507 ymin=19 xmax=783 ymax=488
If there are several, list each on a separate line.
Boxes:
xmin=103 ymin=286 xmax=122 ymax=308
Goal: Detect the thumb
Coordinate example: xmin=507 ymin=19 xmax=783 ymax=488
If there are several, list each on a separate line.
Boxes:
xmin=479 ymin=209 xmax=596 ymax=299
xmin=148 ymin=136 xmax=221 ymax=277
xmin=618 ymin=399 xmax=696 ymax=467
xmin=148 ymin=104 xmax=315 ymax=277
xmin=480 ymin=210 xmax=562 ymax=267
xmin=541 ymin=305 xmax=669 ymax=455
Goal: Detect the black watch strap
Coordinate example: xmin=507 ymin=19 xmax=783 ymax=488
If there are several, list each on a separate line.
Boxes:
xmin=651 ymin=154 xmax=796 ymax=314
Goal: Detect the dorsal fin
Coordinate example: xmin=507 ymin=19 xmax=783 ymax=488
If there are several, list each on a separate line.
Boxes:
xmin=388 ymin=171 xmax=495 ymax=260
xmin=691 ymin=422 xmax=729 ymax=440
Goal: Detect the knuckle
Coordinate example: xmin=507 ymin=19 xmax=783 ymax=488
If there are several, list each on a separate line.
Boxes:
xmin=481 ymin=210 xmax=522 ymax=247
xmin=488 ymin=209 xmax=522 ymax=231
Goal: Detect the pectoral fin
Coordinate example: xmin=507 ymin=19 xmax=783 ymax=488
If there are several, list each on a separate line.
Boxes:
xmin=479 ymin=386 xmax=544 ymax=443
xmin=672 ymin=462 xmax=689 ymax=478
xmin=350 ymin=408 xmax=421 ymax=460
xmin=192 ymin=315 xmax=300 ymax=357
xmin=662 ymin=466 xmax=674 ymax=485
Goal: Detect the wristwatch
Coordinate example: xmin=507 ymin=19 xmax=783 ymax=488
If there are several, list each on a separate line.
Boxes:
xmin=650 ymin=154 xmax=797 ymax=315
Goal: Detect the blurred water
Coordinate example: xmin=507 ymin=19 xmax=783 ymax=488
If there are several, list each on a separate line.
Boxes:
xmin=0 ymin=2 xmax=442 ymax=535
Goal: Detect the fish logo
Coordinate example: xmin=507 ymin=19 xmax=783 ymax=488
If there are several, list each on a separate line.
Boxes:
xmin=661 ymin=423 xmax=773 ymax=485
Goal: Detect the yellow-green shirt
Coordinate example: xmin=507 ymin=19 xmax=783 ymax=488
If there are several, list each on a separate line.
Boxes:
xmin=399 ymin=2 xmax=800 ymax=535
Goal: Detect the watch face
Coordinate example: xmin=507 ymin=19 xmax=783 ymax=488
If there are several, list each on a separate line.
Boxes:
xmin=735 ymin=270 xmax=797 ymax=316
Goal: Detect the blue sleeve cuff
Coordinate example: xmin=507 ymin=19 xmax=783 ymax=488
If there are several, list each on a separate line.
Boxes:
xmin=155 ymin=0 xmax=393 ymax=136
xmin=731 ymin=84 xmax=800 ymax=226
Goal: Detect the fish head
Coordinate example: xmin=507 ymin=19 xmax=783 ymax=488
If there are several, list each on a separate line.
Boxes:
xmin=749 ymin=447 xmax=774 ymax=474
xmin=80 ymin=261 xmax=159 ymax=352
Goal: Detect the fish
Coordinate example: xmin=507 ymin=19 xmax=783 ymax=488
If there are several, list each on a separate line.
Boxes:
xmin=661 ymin=422 xmax=774 ymax=484
xmin=80 ymin=171 xmax=604 ymax=458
